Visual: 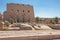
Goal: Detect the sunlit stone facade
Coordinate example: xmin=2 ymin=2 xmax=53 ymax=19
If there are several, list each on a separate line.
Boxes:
xmin=3 ymin=3 xmax=35 ymax=23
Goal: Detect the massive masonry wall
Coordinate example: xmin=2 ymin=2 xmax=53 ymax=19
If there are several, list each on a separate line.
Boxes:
xmin=3 ymin=3 xmax=35 ymax=22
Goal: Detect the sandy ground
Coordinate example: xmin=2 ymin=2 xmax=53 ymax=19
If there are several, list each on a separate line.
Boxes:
xmin=0 ymin=30 xmax=60 ymax=40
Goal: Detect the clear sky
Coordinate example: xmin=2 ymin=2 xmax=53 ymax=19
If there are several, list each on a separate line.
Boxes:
xmin=0 ymin=0 xmax=60 ymax=18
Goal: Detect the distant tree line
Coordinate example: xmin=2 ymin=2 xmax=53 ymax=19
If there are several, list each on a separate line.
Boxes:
xmin=35 ymin=17 xmax=60 ymax=24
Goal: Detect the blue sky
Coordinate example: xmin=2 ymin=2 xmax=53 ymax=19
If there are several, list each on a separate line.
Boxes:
xmin=0 ymin=0 xmax=60 ymax=18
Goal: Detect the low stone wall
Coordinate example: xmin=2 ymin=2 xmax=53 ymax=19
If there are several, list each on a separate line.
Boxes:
xmin=0 ymin=35 xmax=60 ymax=40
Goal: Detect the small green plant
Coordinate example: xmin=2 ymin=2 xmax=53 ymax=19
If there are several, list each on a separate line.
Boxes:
xmin=54 ymin=17 xmax=59 ymax=24
xmin=35 ymin=17 xmax=40 ymax=23
xmin=10 ymin=18 xmax=16 ymax=24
